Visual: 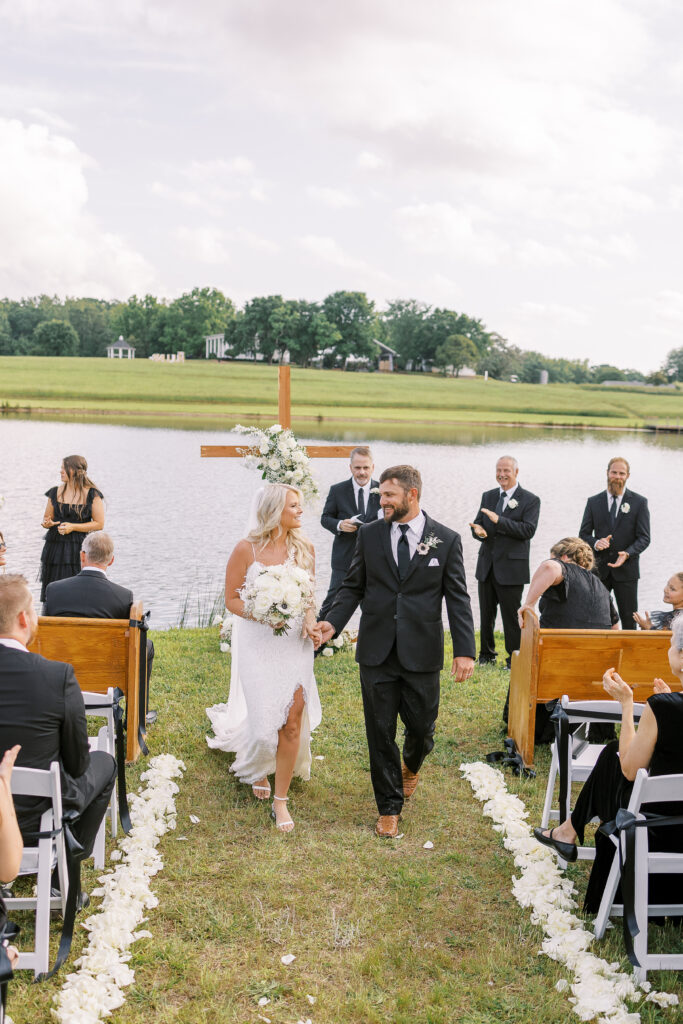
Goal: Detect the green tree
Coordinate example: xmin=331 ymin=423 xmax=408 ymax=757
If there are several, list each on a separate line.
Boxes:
xmin=32 ymin=318 xmax=80 ymax=356
xmin=162 ymin=287 xmax=234 ymax=358
xmin=591 ymin=364 xmax=626 ymax=383
xmin=663 ymin=346 xmax=683 ymax=381
xmin=65 ymin=298 xmax=117 ymax=357
xmin=434 ymin=334 xmax=479 ymax=376
xmin=278 ymin=301 xmax=341 ymax=366
xmin=322 ymin=290 xmax=377 ymax=362
xmin=232 ymin=295 xmax=288 ymax=362
xmin=112 ymin=295 xmax=168 ymax=358
xmin=382 ymin=299 xmax=431 ymax=368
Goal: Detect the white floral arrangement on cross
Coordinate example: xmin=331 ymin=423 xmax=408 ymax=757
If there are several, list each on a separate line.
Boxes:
xmin=320 ymin=628 xmax=357 ymax=658
xmin=234 ymin=423 xmax=319 ymax=503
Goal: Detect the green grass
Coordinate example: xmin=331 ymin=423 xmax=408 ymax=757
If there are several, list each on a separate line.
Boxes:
xmin=1 ymin=357 xmax=682 ymax=431
xmin=7 ymin=628 xmax=682 ymax=1023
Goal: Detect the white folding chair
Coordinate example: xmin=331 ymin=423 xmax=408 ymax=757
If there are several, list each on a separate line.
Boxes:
xmin=594 ymin=768 xmax=683 ymax=983
xmin=84 ymin=688 xmax=117 ymax=839
xmin=5 ymin=763 xmax=67 ymax=978
xmin=541 ymin=696 xmax=644 ymax=863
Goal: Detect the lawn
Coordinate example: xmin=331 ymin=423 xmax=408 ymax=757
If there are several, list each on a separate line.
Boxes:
xmin=7 ymin=628 xmax=682 ymax=1023
xmin=2 ymin=357 xmax=682 ymax=431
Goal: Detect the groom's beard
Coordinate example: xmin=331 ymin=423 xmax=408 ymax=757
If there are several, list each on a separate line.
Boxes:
xmin=382 ymin=499 xmax=410 ymax=523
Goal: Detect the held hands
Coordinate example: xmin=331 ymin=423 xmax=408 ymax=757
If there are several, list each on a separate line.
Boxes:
xmin=480 ymin=508 xmax=499 ymax=524
xmin=315 ymin=621 xmax=336 ymax=648
xmin=469 ymin=522 xmax=488 ymax=539
xmin=451 ymin=656 xmax=474 ymax=682
xmin=608 ymin=551 xmax=629 ymax=568
xmin=633 ymin=610 xmax=652 ymax=630
xmin=602 ymin=667 xmax=634 ymax=704
xmin=339 ymin=519 xmax=359 ymax=533
xmin=595 ymin=534 xmax=612 ymax=552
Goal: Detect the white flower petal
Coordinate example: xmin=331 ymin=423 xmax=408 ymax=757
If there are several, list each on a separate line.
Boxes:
xmin=423 ymin=841 xmax=434 ymax=850
xmin=281 ymin=953 xmax=296 ymax=965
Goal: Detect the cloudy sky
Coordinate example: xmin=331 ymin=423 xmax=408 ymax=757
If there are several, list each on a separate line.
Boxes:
xmin=2 ymin=0 xmax=683 ymax=371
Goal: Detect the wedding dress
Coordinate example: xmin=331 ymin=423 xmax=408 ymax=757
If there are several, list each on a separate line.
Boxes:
xmin=206 ymin=560 xmax=322 ymax=783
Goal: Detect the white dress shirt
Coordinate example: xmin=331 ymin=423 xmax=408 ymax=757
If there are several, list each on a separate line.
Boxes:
xmin=337 ymin=480 xmax=373 ymax=531
xmin=498 ymin=482 xmax=519 ymax=511
xmin=0 ymin=637 xmax=29 ymax=652
xmin=389 ymin=510 xmax=426 ymax=564
xmin=606 ymin=489 xmax=623 ymax=515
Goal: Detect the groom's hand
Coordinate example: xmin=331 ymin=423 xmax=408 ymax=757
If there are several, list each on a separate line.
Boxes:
xmin=451 ymin=656 xmax=474 ymax=682
xmin=317 ymin=621 xmax=336 ymax=644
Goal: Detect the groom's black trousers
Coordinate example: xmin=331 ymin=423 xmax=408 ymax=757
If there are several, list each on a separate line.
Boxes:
xmin=359 ymin=645 xmax=440 ymax=816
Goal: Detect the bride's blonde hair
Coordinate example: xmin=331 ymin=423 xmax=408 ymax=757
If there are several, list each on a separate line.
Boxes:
xmin=247 ymin=483 xmax=314 ymax=574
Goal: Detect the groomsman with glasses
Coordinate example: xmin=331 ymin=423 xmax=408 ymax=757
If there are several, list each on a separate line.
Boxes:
xmin=318 ymin=446 xmax=381 ymax=622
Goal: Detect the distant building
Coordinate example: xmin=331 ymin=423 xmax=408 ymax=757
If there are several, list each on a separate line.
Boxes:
xmin=107 ymin=336 xmax=136 ymax=359
xmin=373 ymin=339 xmax=399 ymax=372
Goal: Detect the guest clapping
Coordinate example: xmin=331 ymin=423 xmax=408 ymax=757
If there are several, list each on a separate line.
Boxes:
xmin=533 ymin=617 xmax=683 ymax=913
xmin=633 ymin=572 xmax=683 ymax=631
xmin=39 ymin=455 xmax=104 ymax=602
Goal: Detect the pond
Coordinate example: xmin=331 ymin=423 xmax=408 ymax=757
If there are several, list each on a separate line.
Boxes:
xmin=0 ymin=418 xmax=680 ymax=631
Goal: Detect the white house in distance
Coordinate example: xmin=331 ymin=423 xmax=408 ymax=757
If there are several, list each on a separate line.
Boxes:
xmin=107 ymin=336 xmax=136 ymax=359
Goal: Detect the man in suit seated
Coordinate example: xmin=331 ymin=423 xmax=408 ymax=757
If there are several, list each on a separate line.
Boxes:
xmin=0 ymin=574 xmax=116 ymax=890
xmin=579 ymin=456 xmax=651 ymax=630
xmin=319 ymin=446 xmax=381 ymax=622
xmin=45 ymin=531 xmax=156 ymax=725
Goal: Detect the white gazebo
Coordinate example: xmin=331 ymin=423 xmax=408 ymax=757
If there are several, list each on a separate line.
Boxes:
xmin=107 ymin=336 xmax=136 ymax=359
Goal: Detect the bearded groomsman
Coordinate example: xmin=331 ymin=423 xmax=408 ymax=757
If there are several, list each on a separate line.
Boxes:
xmin=470 ymin=456 xmax=540 ymax=673
xmin=579 ymin=456 xmax=650 ymax=629
xmin=318 ymin=446 xmax=381 ymax=621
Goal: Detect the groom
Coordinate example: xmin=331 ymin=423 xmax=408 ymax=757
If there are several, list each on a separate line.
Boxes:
xmin=317 ymin=465 xmax=475 ymax=837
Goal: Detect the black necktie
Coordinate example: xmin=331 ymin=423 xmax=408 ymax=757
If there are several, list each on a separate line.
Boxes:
xmin=357 ymin=487 xmax=365 ymax=517
xmin=397 ymin=524 xmax=410 ymax=579
xmin=495 ymin=490 xmax=506 ymax=515
xmin=610 ymin=496 xmax=618 ymax=526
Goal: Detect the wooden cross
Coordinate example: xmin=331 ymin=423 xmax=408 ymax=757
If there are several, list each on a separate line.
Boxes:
xmin=200 ymin=366 xmax=359 ymax=460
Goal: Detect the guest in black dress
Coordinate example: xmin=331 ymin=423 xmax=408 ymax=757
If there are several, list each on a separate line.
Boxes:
xmin=518 ymin=537 xmax=619 ymax=742
xmin=39 ymin=455 xmax=104 ymax=603
xmin=534 ymin=618 xmax=683 ymax=913
xmin=633 ymin=572 xmax=683 ymax=631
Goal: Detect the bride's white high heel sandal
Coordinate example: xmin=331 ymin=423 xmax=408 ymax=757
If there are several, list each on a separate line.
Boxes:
xmin=252 ymin=779 xmax=271 ymax=800
xmin=271 ymin=795 xmax=294 ymax=833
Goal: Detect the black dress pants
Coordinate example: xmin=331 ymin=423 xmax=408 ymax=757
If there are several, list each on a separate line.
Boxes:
xmin=359 ymin=647 xmax=440 ymax=816
xmin=602 ymin=574 xmax=638 ymax=631
xmin=478 ymin=572 xmax=523 ymax=667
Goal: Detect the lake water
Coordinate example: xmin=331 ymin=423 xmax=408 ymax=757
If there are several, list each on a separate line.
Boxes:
xmin=0 ymin=417 xmax=680 ymax=630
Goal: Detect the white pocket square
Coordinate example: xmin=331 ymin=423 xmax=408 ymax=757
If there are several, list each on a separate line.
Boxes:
xmin=428 ymin=558 xmax=439 ymax=567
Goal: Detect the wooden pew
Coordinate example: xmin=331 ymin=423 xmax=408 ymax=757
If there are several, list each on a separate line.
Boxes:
xmin=28 ymin=601 xmax=145 ymax=763
xmin=508 ymin=609 xmax=680 ymax=769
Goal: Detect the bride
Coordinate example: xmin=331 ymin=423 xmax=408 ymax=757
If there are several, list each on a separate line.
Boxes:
xmin=206 ymin=483 xmax=322 ymax=832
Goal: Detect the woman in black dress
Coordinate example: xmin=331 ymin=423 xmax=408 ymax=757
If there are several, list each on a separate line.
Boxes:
xmin=518 ymin=536 xmax=618 ymax=631
xmin=534 ymin=618 xmax=683 ymax=912
xmin=39 ymin=455 xmax=105 ymax=602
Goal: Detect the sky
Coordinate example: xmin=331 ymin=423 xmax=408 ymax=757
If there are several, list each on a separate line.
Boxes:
xmin=1 ymin=0 xmax=683 ymax=372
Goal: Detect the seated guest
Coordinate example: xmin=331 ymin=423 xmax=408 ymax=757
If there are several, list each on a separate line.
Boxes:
xmin=633 ymin=572 xmax=683 ymax=631
xmin=0 ymin=575 xmax=116 ymax=885
xmin=518 ymin=537 xmax=619 ymax=742
xmin=0 ymin=744 xmax=22 ymax=975
xmin=45 ymin=531 xmax=156 ymax=725
xmin=534 ymin=617 xmax=683 ymax=913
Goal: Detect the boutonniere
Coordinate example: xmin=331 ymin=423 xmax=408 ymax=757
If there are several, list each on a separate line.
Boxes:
xmin=416 ymin=534 xmax=442 ymax=556
xmin=620 ymin=502 xmax=630 ymax=514
xmin=369 ymin=487 xmax=380 ymax=495
xmin=507 ymin=498 xmax=519 ymax=509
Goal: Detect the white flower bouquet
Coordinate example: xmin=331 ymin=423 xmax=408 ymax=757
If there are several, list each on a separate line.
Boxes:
xmin=241 ymin=561 xmax=315 ymax=636
xmin=234 ymin=423 xmax=319 ymax=503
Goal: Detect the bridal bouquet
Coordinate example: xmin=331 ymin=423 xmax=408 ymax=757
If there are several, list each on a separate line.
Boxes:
xmin=240 ymin=562 xmax=315 ymax=636
xmin=234 ymin=423 xmax=319 ymax=503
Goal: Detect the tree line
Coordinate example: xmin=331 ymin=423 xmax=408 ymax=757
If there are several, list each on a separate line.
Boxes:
xmin=0 ymin=289 xmax=680 ymax=385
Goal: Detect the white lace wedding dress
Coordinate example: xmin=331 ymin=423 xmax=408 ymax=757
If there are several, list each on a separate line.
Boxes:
xmin=206 ymin=561 xmax=322 ymax=783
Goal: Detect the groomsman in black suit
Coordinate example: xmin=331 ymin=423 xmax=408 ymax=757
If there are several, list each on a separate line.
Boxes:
xmin=318 ymin=445 xmax=381 ymax=621
xmin=45 ymin=531 xmax=156 ymax=724
xmin=0 ymin=574 xmax=116 ymax=865
xmin=579 ymin=456 xmax=650 ymax=629
xmin=317 ymin=465 xmax=475 ymax=838
xmin=470 ymin=456 xmax=540 ymax=670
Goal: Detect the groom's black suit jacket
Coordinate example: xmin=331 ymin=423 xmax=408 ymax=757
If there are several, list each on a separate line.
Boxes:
xmin=471 ymin=485 xmax=540 ymax=586
xmin=321 ymin=478 xmax=381 ymax=572
xmin=579 ymin=488 xmax=650 ymax=582
xmin=326 ymin=513 xmax=476 ymax=672
xmin=45 ymin=568 xmax=133 ymax=619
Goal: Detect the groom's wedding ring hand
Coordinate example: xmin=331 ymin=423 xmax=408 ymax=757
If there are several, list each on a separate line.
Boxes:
xmin=469 ymin=522 xmax=487 ymax=538
xmin=451 ymin=656 xmax=474 ymax=682
xmin=317 ymin=621 xmax=335 ymax=645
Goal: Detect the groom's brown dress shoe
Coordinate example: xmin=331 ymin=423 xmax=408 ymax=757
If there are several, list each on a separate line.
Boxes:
xmin=376 ymin=814 xmax=400 ymax=838
xmin=401 ymin=764 xmax=419 ymax=799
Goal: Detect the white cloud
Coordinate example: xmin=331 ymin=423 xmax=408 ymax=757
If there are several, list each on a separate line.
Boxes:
xmin=356 ymin=150 xmax=386 ymax=171
xmin=0 ymin=117 xmax=154 ymax=297
xmin=174 ymin=225 xmax=230 ymax=264
xmin=394 ymin=202 xmax=508 ymax=265
xmin=306 ymin=185 xmax=358 ymax=208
